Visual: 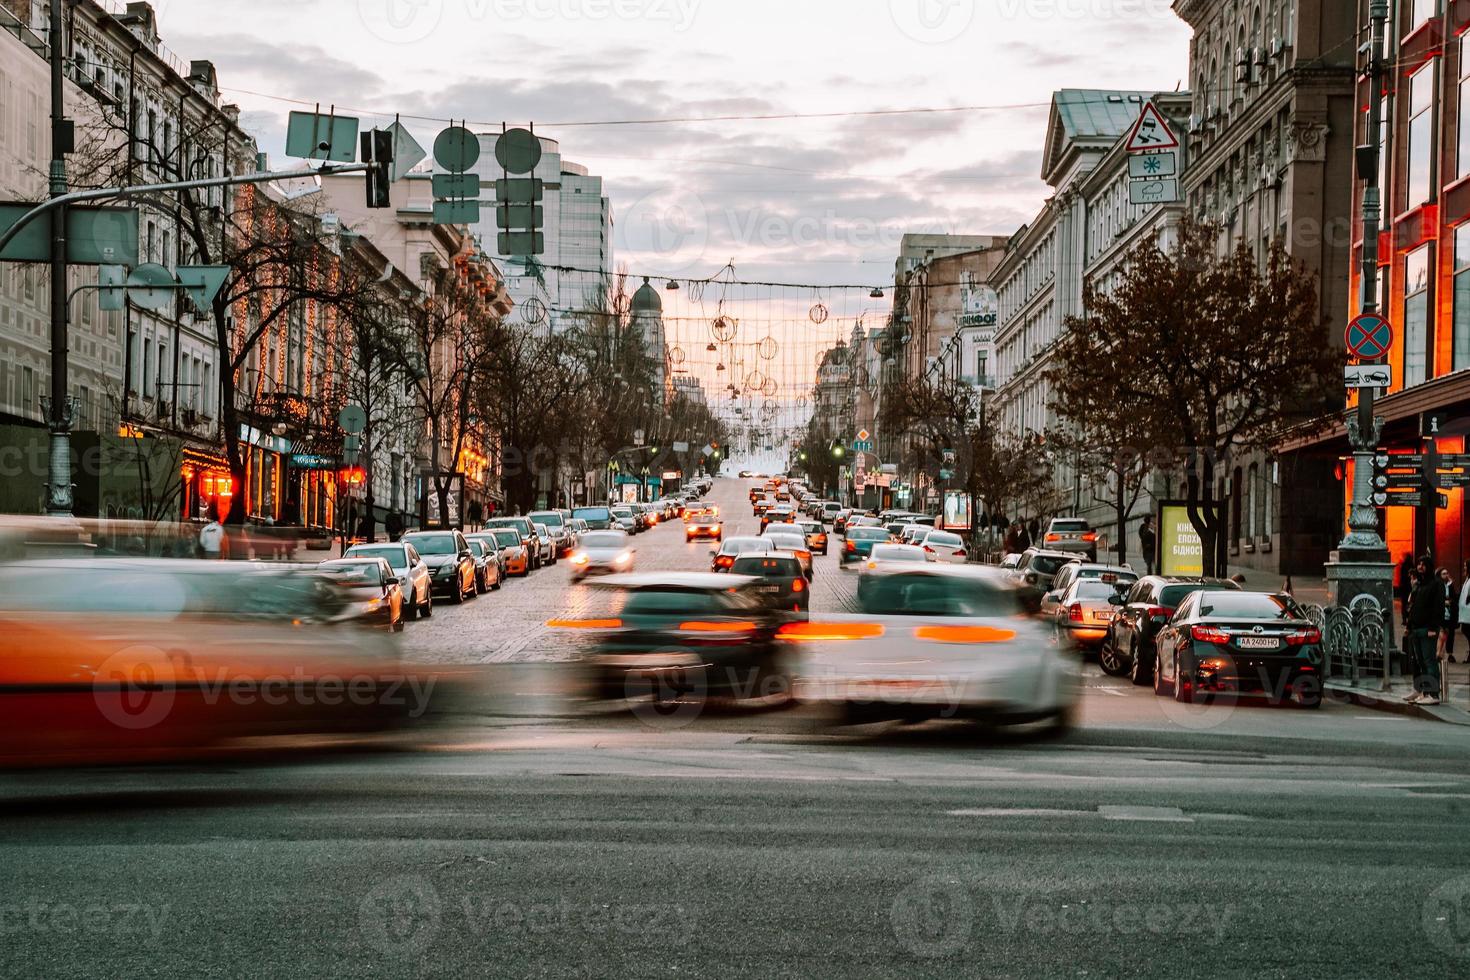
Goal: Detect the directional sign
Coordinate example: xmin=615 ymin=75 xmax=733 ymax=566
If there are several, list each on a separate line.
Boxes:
xmin=1437 ymin=471 xmax=1470 ymax=489
xmin=1375 ymin=491 xmax=1449 ymax=509
xmin=175 ymin=264 xmax=230 ymax=309
xmin=1345 ymin=363 xmax=1391 ymax=389
xmin=495 ymin=178 xmax=544 ymax=203
xmin=431 ymin=173 xmax=479 ymax=198
xmin=435 ymin=199 xmax=482 ymax=224
xmin=1128 ymin=178 xmax=1179 ymax=205
xmin=382 ymin=120 xmax=426 ymax=181
xmin=285 ymin=111 xmax=359 ymax=163
xmin=1128 ymin=152 xmax=1176 ymax=178
xmin=125 ymin=263 xmax=177 ymax=311
xmin=1124 ymin=101 xmax=1179 ymax=153
xmin=0 ymin=203 xmax=139 ymax=265
xmin=496 ymin=231 xmax=544 ymax=255
xmin=1346 ymin=313 xmax=1393 ymax=360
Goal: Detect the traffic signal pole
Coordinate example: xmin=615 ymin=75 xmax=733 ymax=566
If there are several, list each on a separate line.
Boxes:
xmin=1327 ymin=0 xmax=1393 ymax=690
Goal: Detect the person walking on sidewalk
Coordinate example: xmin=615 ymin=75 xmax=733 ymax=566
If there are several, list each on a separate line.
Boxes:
xmin=1459 ymin=560 xmax=1470 ymax=655
xmin=1439 ymin=567 xmax=1458 ymax=664
xmin=198 ymin=508 xmax=226 ymax=560
xmin=1404 ymin=569 xmax=1443 ymax=705
xmin=1138 ymin=516 xmax=1156 ymax=575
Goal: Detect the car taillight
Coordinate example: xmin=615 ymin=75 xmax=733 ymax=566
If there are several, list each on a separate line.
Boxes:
xmin=953 ymin=549 xmax=966 ymax=558
xmin=846 ymin=540 xmax=856 ymax=552
xmin=1068 ymin=603 xmax=1084 ymax=622
xmin=923 ymin=545 xmax=935 ymax=553
xmin=1190 ymin=624 xmax=1231 ymax=645
xmin=1044 ymin=533 xmax=1060 ymax=542
xmin=679 ymin=620 xmax=756 ymax=633
xmin=715 ymin=556 xmax=734 ymax=568
xmin=778 ymin=622 xmax=884 ymax=641
xmin=1082 ymin=532 xmax=1098 ymax=543
xmin=791 ymin=577 xmax=804 ymax=592
xmin=547 ymin=618 xmax=623 ymax=629
xmin=1286 ymin=627 xmax=1321 ymax=646
xmin=1145 ymin=606 xmax=1174 ymax=619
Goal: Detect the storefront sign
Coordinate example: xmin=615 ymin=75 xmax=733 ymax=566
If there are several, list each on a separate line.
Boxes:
xmin=290 ymin=453 xmax=337 ymax=470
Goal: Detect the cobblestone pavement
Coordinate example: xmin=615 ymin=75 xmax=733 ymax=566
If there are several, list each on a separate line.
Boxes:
xmin=403 ymin=477 xmax=857 ymax=664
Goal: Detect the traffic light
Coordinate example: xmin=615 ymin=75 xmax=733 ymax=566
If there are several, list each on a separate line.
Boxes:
xmin=361 ymin=129 xmax=393 ymax=209
xmin=832 ymin=445 xmax=845 ymax=460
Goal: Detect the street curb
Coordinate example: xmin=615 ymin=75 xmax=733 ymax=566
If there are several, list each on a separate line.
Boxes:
xmin=1325 ymin=682 xmax=1470 ymax=726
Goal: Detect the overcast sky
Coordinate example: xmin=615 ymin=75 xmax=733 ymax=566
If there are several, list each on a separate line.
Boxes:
xmin=155 ymin=0 xmax=1190 ymax=288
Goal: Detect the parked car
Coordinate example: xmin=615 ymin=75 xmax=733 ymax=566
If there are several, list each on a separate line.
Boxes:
xmin=344 ymin=541 xmax=432 ymax=619
xmin=319 ymin=557 xmax=405 ymax=632
xmin=531 ymin=523 xmax=558 ymax=566
xmin=711 ymin=536 xmax=775 ymax=572
xmin=1040 ymin=563 xmax=1139 ymax=619
xmin=796 ymin=565 xmax=1078 ymax=731
xmin=476 ymin=529 xmax=530 ymax=578
xmin=1152 ymin=589 xmax=1324 ymax=707
xmin=401 ymin=530 xmax=477 ymax=603
xmin=1043 ymin=517 xmax=1099 ymax=562
xmin=610 ymin=506 xmax=638 ymax=533
xmin=530 ymin=510 xmax=575 ymax=557
xmin=572 ymin=506 xmax=613 ymax=531
xmin=465 ymin=537 xmax=502 ymax=593
xmin=1100 ymin=576 xmax=1241 ymax=682
xmin=485 ymin=517 xmax=541 ymax=568
xmin=732 ymin=552 xmax=809 ymax=614
xmin=570 ymin=530 xmax=635 ymax=580
xmin=565 ymin=573 xmax=793 ymax=703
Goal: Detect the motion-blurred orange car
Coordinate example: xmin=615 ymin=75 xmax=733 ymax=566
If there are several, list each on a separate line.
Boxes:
xmin=0 ymin=559 xmax=432 ymax=767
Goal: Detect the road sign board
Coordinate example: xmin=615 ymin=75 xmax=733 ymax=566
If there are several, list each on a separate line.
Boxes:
xmin=383 ymin=120 xmax=426 ymax=181
xmin=285 ymin=111 xmax=359 ymax=162
xmin=125 ymin=263 xmax=176 ymax=311
xmin=1127 ymin=152 xmax=1177 ymax=178
xmin=431 ymin=173 xmax=479 ymax=198
xmin=1373 ymin=490 xmax=1449 ymax=509
xmin=433 ymin=126 xmax=480 ymax=173
xmin=1423 ymin=410 xmax=1450 ymax=437
xmin=495 ymin=178 xmax=544 ymax=203
xmin=852 ymin=439 xmax=873 ymax=453
xmin=497 ymin=231 xmax=544 ymax=255
xmin=98 ymin=264 xmax=125 ymax=311
xmin=857 ymin=429 xmax=871 ymax=442
xmin=434 ymin=199 xmax=481 ymax=225
xmin=175 ymin=264 xmax=230 ymax=309
xmin=1345 ymin=363 xmax=1391 ymax=389
xmin=494 ymin=128 xmax=543 ymax=174
xmin=495 ymin=203 xmax=544 ymax=229
xmin=338 ymin=405 xmax=367 ymax=434
xmin=1346 ymin=313 xmax=1393 ymax=360
xmin=1124 ymin=101 xmax=1179 ymax=153
xmin=1128 ymin=178 xmax=1179 ymax=205
xmin=0 ymin=204 xmax=139 ymax=265
xmin=1437 ymin=471 xmax=1470 ymax=489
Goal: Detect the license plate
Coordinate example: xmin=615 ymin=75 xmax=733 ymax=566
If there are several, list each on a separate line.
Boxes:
xmin=1237 ymin=636 xmax=1280 ymax=650
xmin=760 ymin=585 xmax=779 ymax=594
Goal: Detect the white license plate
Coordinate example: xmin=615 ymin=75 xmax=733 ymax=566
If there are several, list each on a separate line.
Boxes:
xmin=1237 ymin=636 xmax=1280 ymax=650
xmin=760 ymin=585 xmax=780 ymax=594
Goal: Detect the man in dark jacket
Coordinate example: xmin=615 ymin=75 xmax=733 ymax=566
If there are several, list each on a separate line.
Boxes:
xmin=1404 ymin=569 xmax=1443 ymax=705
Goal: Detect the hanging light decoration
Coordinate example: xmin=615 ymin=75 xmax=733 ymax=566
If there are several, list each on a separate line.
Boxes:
xmin=706 ymin=342 xmax=717 ymax=352
xmin=869 ymin=287 xmax=885 ymax=299
xmin=716 ymin=361 xmax=726 ymax=372
xmin=666 ymin=279 xmax=680 ymax=291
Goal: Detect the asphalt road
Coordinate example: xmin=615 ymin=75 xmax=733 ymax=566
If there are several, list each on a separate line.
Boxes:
xmin=4 ymin=478 xmax=1469 ymax=978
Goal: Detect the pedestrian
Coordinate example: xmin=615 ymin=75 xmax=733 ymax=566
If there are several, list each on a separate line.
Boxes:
xmin=1404 ymin=568 xmax=1443 ymax=706
xmin=1027 ymin=517 xmax=1040 ymax=546
xmin=1138 ymin=516 xmax=1156 ymax=575
xmin=1397 ymin=553 xmax=1415 ymax=620
xmin=1438 ymin=567 xmax=1457 ymax=664
xmin=199 ymin=507 xmax=225 ymax=560
xmin=386 ymin=510 xmax=404 ymax=543
xmin=1017 ymin=521 xmax=1033 ymax=552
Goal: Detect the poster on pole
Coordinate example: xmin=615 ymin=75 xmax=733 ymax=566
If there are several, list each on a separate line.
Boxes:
xmin=1158 ymin=502 xmax=1203 ymax=577
xmin=942 ymin=490 xmax=972 ymax=531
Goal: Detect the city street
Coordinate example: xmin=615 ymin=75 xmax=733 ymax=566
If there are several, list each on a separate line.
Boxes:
xmin=5 ymin=478 xmax=1470 ymax=978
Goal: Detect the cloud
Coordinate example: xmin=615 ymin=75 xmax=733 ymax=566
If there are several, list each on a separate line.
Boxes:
xmin=170 ymin=32 xmax=385 ymax=102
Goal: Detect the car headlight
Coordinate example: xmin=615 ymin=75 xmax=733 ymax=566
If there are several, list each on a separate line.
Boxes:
xmin=614 ymin=552 xmax=633 ymax=566
xmin=572 ymin=554 xmax=590 ymax=565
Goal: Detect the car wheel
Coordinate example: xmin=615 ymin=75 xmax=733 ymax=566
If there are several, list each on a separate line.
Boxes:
xmin=452 ymin=577 xmax=466 ymax=603
xmin=1152 ymin=652 xmax=1171 ymax=696
xmin=422 ymin=593 xmax=432 ymax=618
xmin=404 ymin=590 xmax=419 ymax=621
xmin=1128 ymin=639 xmax=1151 ymax=686
xmin=491 ymin=570 xmax=502 ymax=591
xmin=1098 ymin=636 xmax=1129 ymax=677
xmin=1173 ymin=661 xmax=1195 ymax=704
xmin=393 ymin=614 xmax=405 ymax=633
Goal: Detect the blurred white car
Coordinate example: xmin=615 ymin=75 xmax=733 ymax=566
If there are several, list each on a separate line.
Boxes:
xmin=569 ymin=530 xmax=636 ymax=581
xmin=764 ymin=531 xmax=813 ymax=578
xmin=792 ymin=565 xmax=1079 ymax=731
xmin=862 ymin=542 xmax=931 ymax=571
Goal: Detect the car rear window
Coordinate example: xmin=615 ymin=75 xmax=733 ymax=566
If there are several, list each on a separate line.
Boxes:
xmin=491 ymin=530 xmax=521 ymax=548
xmin=859 ymin=572 xmax=1023 ymax=617
xmin=722 ymin=539 xmax=772 ymax=555
xmin=871 ymin=544 xmax=925 ymax=562
xmin=927 ymin=532 xmax=962 ymax=547
xmin=1073 ymin=581 xmax=1118 ymax=599
xmin=849 ymin=527 xmax=889 ymax=541
xmin=1196 ymin=592 xmax=1296 ymax=619
xmin=405 ymin=533 xmax=457 ymax=555
xmin=732 ymin=556 xmax=801 ymax=576
xmin=573 ymin=507 xmax=611 ymax=522
xmin=348 ymin=545 xmax=408 ymax=570
xmin=1027 ymin=555 xmax=1069 ymax=576
xmin=1051 ymin=520 xmax=1089 ymax=531
xmin=623 ymin=590 xmax=723 ymax=614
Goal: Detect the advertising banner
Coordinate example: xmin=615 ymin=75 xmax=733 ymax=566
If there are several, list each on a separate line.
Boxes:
xmin=942 ymin=490 xmax=972 ymax=531
xmin=1158 ymin=502 xmax=1202 ymax=576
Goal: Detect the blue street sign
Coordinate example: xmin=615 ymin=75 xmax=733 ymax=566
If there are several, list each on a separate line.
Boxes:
xmin=1346 ymin=313 xmax=1392 ymax=361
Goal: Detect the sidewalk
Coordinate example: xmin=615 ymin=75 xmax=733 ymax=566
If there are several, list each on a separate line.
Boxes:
xmin=1327 ymin=663 xmax=1470 ymax=725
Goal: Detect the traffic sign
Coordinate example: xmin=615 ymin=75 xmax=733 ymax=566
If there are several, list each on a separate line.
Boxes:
xmin=338 ymin=404 xmax=366 ymax=434
xmin=125 ymin=263 xmax=176 ymax=311
xmin=1345 ymin=363 xmax=1391 ymax=389
xmin=1124 ymin=101 xmax=1179 ymax=153
xmin=1346 ymin=313 xmax=1393 ymax=360
xmin=494 ymin=128 xmax=543 ymax=174
xmin=857 ymin=429 xmax=871 ymax=442
xmin=1128 ymin=178 xmax=1178 ymax=205
xmin=1423 ymin=411 xmax=1450 ymax=437
xmin=1374 ymin=491 xmax=1449 ymax=509
xmin=175 ymin=264 xmax=230 ymax=309
xmin=433 ymin=126 xmax=480 ymax=173
xmin=1127 ymin=152 xmax=1176 ymax=178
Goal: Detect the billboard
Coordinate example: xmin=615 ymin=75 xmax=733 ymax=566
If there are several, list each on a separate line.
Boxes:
xmin=1158 ymin=503 xmax=1202 ymax=576
xmin=942 ymin=490 xmax=972 ymax=531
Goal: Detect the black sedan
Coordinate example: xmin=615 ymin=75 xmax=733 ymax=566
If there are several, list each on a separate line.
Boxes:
xmin=1152 ymin=590 xmax=1324 ymax=707
xmin=556 ymin=573 xmax=793 ymax=704
xmin=1100 ymin=576 xmax=1240 ymax=683
xmin=401 ymin=530 xmax=477 ymax=604
xmin=318 ymin=557 xmax=404 ymax=632
xmin=730 ymin=553 xmax=809 ymax=614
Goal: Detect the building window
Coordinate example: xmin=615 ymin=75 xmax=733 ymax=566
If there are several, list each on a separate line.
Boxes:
xmin=1460 ymin=34 xmax=1470 ymax=180
xmin=1404 ymin=244 xmax=1431 ymax=387
xmin=1407 ymin=63 xmax=1434 ymax=209
xmin=1455 ymin=223 xmax=1470 ymax=371
xmin=1410 ymin=0 xmax=1438 ymax=32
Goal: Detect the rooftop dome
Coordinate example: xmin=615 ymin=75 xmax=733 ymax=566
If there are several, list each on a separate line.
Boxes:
xmin=631 ymin=276 xmax=662 ymax=315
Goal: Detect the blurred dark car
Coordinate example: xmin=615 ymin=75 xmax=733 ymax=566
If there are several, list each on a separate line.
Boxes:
xmin=730 ymin=553 xmax=809 ymax=614
xmin=573 ymin=506 xmax=613 ymax=531
xmin=319 ymin=557 xmax=404 ymax=632
xmin=1006 ymin=548 xmax=1080 ymax=612
xmin=560 ymin=573 xmax=793 ymax=703
xmin=1152 ymin=590 xmax=1324 ymax=707
xmin=1100 ymin=576 xmax=1241 ymax=683
xmin=401 ymin=530 xmax=477 ymax=603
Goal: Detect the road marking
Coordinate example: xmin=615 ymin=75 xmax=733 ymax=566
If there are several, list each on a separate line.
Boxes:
xmin=1097 ymin=805 xmax=1192 ymax=822
xmin=1088 ymin=685 xmax=1128 ymax=697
